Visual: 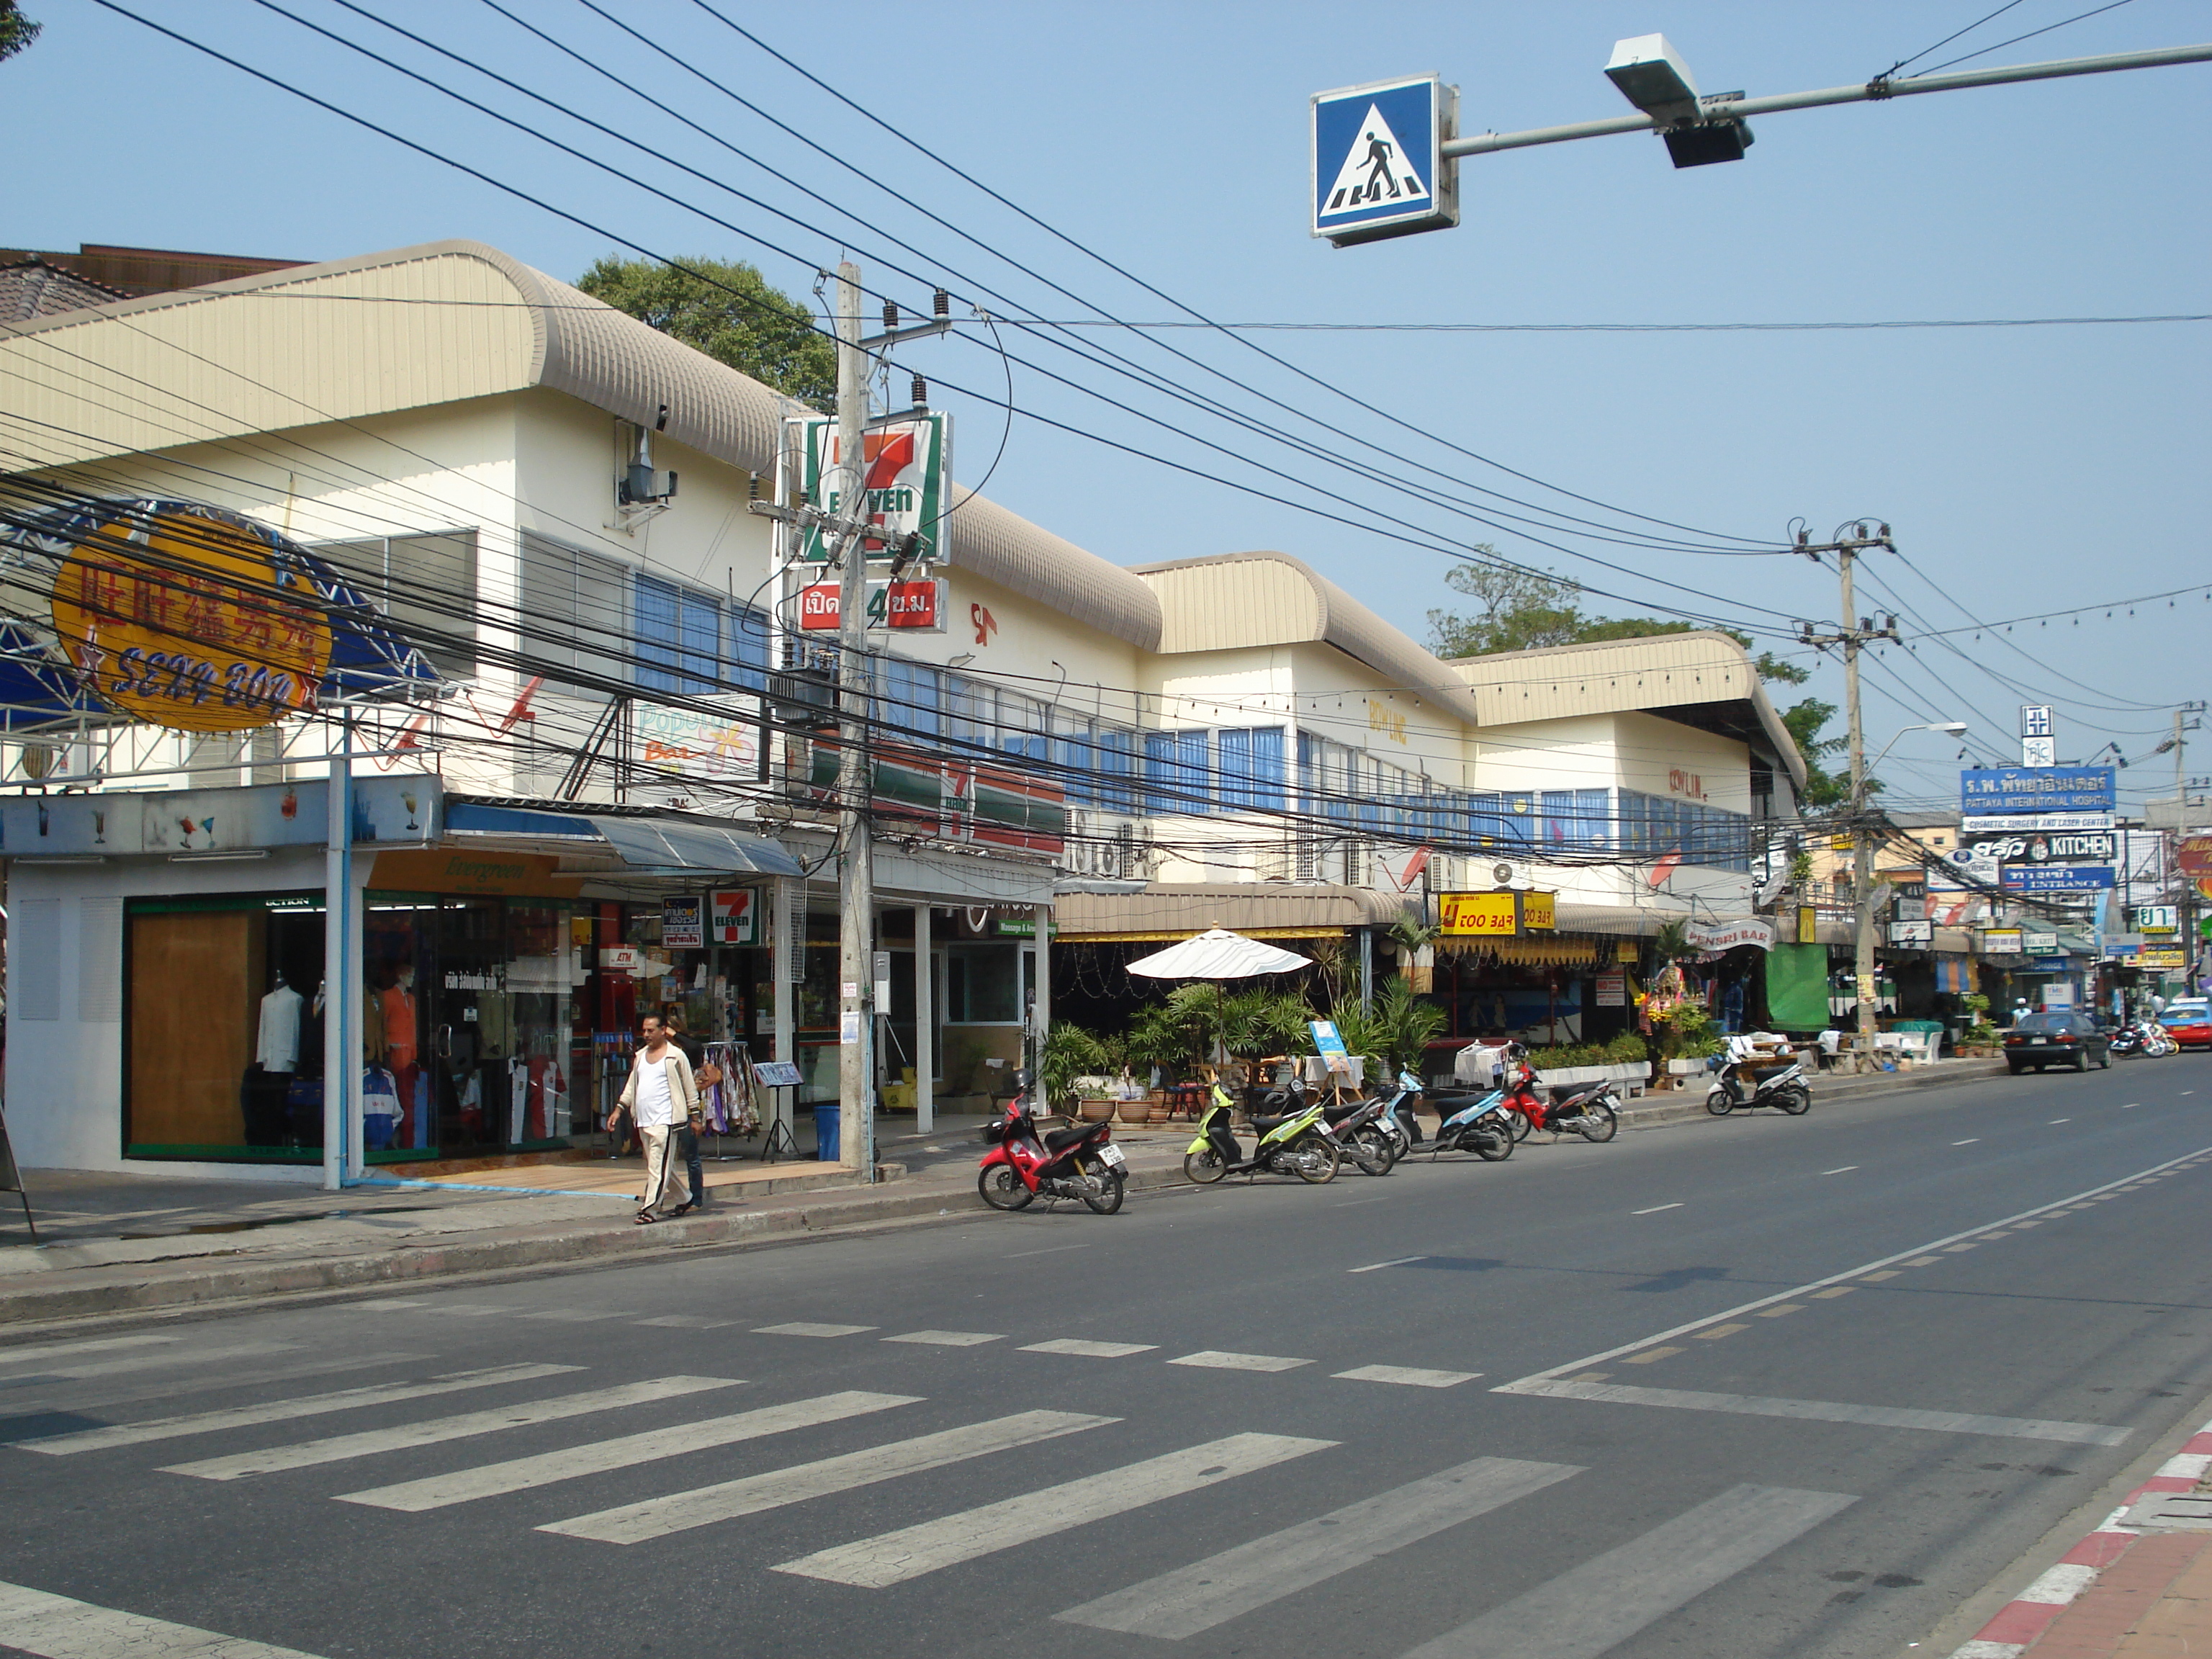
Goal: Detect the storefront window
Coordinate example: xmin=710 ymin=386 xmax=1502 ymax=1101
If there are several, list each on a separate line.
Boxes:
xmin=945 ymin=943 xmax=1021 ymax=1024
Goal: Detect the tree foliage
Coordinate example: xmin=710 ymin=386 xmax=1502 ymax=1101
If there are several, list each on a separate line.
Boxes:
xmin=1429 ymin=550 xmax=1850 ymax=806
xmin=575 ymin=255 xmax=835 ymax=408
xmin=0 ymin=1 xmax=41 ymax=62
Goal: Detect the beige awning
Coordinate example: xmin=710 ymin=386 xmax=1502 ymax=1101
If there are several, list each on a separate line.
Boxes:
xmin=1053 ymin=883 xmax=1407 ymax=943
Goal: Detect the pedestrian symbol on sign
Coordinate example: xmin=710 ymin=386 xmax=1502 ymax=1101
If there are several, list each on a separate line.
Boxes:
xmin=1311 ymin=75 xmax=1459 ymax=246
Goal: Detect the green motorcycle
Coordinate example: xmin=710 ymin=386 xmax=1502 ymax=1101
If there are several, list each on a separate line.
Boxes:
xmin=1182 ymin=1081 xmax=1340 ymax=1185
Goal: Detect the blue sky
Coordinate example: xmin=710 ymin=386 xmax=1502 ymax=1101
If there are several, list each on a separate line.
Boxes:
xmin=8 ymin=1 xmax=2208 ymax=810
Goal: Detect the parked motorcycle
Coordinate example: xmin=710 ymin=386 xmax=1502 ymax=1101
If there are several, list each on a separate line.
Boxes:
xmin=1426 ymin=1082 xmax=1517 ymax=1161
xmin=1495 ymin=1051 xmax=1621 ymax=1143
xmin=977 ymin=1089 xmax=1126 ymax=1213
xmin=1306 ymin=1079 xmax=1399 ymax=1175
xmin=1705 ymin=1057 xmax=1811 ymax=1116
xmin=2112 ymin=1020 xmax=2175 ymax=1059
xmin=1183 ymin=1082 xmax=1340 ymax=1185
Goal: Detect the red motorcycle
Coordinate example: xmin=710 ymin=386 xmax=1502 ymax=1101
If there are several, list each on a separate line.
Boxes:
xmin=1499 ymin=1056 xmax=1620 ymax=1143
xmin=977 ymin=1082 xmax=1128 ymax=1214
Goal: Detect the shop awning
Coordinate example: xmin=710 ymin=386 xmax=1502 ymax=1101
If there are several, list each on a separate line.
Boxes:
xmin=1053 ymin=883 xmax=1406 ymax=942
xmin=587 ymin=815 xmax=802 ymax=878
xmin=442 ymin=799 xmax=801 ymax=878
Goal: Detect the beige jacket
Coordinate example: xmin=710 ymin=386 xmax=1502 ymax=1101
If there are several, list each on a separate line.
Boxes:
xmin=619 ymin=1044 xmax=701 ymax=1128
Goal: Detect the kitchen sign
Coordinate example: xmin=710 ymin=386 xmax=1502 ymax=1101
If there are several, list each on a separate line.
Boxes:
xmin=1965 ymin=830 xmax=2116 ymax=864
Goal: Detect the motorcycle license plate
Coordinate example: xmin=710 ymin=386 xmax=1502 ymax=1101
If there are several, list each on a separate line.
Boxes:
xmin=1098 ymin=1143 xmax=1127 ymax=1169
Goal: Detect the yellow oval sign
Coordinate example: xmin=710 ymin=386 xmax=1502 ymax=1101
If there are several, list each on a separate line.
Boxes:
xmin=50 ymin=508 xmax=333 ymax=732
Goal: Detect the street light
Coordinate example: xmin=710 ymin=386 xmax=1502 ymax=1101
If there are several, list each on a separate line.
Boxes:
xmin=1601 ymin=34 xmax=1755 ymax=167
xmin=1851 ymin=721 xmax=1969 ymax=1071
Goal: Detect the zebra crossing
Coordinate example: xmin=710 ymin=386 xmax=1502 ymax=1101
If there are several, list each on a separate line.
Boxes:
xmin=1 ymin=1331 xmax=1866 ymax=1658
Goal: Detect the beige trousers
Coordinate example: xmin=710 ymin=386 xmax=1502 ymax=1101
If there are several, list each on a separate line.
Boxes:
xmin=638 ymin=1124 xmax=688 ymax=1215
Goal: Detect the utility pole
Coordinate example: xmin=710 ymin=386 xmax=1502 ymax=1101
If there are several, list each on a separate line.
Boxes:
xmin=1797 ymin=522 xmax=1899 ymax=1073
xmin=830 ymin=261 xmax=877 ymax=1183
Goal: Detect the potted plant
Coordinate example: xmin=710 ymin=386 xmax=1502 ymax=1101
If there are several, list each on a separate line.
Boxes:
xmin=1038 ymin=1021 xmax=1108 ymax=1118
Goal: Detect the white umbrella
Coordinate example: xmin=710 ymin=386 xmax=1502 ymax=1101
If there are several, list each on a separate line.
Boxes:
xmin=1126 ymin=927 xmax=1312 ymax=981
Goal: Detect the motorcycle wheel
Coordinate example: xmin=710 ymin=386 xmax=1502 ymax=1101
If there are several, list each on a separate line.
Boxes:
xmin=1354 ymin=1129 xmax=1398 ymax=1174
xmin=1473 ymin=1125 xmax=1514 ymax=1161
xmin=1578 ymin=1102 xmax=1619 ymax=1142
xmin=1079 ymin=1165 xmax=1126 ymax=1215
xmin=1776 ymin=1087 xmax=1812 ymax=1117
xmin=1182 ymin=1148 xmax=1229 ymax=1185
xmin=1705 ymin=1089 xmax=1733 ymax=1116
xmin=978 ymin=1165 xmax=1033 ymax=1210
xmin=1508 ymin=1110 xmax=1534 ymax=1142
xmin=1292 ymin=1133 xmax=1341 ymax=1184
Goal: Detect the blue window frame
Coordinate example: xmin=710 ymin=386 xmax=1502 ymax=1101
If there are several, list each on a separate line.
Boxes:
xmin=635 ymin=574 xmax=718 ymax=693
xmin=728 ymin=603 xmax=771 ymax=693
xmin=1217 ymin=727 xmax=1285 ymax=812
xmin=1144 ymin=729 xmax=1208 ymax=816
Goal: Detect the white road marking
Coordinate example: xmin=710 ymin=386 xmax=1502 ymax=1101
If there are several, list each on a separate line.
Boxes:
xmin=1348 ymin=1256 xmax=1426 ymax=1273
xmin=17 ymin=1364 xmax=582 ymax=1455
xmin=2050 ymin=1118 xmax=2071 ymax=1124
xmin=1954 ymin=1139 xmax=1980 ymax=1146
xmin=339 ymin=1390 xmax=918 ymax=1512
xmin=0 ymin=1334 xmax=179 ymax=1368
xmin=1166 ymin=1350 xmax=1311 ymax=1373
xmin=518 ymin=1309 xmax=630 ymax=1322
xmin=752 ymin=1322 xmax=875 ymax=1339
xmin=1501 ymin=1380 xmax=2128 ymax=1446
xmin=1632 ymin=1203 xmax=1683 ymax=1215
xmin=773 ymin=1431 xmax=1334 ymax=1587
xmin=0 ymin=1354 xmax=430 ymax=1419
xmin=1393 ymin=1485 xmax=1857 ymax=1659
xmin=1333 ymin=1365 xmax=1480 ymax=1388
xmin=881 ymin=1330 xmax=1003 ymax=1346
xmin=1009 ymin=1244 xmax=1087 ymax=1258
xmin=1020 ymin=1339 xmax=1158 ymax=1359
xmin=1057 ymin=1457 xmax=1581 ymax=1638
xmin=634 ymin=1315 xmax=734 ymax=1329
xmin=2156 ymin=1452 xmax=2212 ymax=1481
xmin=1331 ymin=1195 xmax=1393 ymax=1207
xmin=1823 ymin=1166 xmax=1858 ymax=1175
xmin=161 ymin=1375 xmax=738 ymax=1480
xmin=1494 ymin=1141 xmax=2212 ymax=1389
xmin=0 ymin=1577 xmax=329 ymax=1658
xmin=4 ymin=1341 xmax=300 ymax=1382
xmin=2121 ymin=1104 xmax=2136 ymax=1109
xmin=543 ymin=1410 xmax=1112 ymax=1544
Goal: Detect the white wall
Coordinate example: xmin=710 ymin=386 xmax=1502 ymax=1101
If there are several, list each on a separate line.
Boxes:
xmin=4 ymin=848 xmax=342 ymax=1179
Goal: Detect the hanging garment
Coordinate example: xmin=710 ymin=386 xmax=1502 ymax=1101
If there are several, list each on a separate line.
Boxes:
xmin=381 ymin=985 xmax=417 ymax=1071
xmin=257 ymin=984 xmax=304 ymax=1074
xmin=361 ymin=986 xmax=385 ymax=1063
xmin=510 ymin=1061 xmax=529 ymax=1144
xmin=457 ymin=1071 xmax=485 ymax=1141
xmin=477 ymin=992 xmax=512 ymax=1059
xmin=544 ymin=1061 xmax=567 ymax=1140
xmin=363 ymin=1066 xmax=401 ymax=1151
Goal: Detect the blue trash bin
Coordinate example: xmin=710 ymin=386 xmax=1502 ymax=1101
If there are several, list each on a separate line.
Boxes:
xmin=812 ymin=1102 xmax=841 ymax=1162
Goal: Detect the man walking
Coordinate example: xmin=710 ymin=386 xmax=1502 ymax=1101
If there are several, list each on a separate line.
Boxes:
xmin=662 ymin=1006 xmax=709 ymax=1213
xmin=619 ymin=1014 xmax=698 ymax=1224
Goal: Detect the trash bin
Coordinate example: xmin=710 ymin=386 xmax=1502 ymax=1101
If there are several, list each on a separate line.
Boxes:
xmin=812 ymin=1101 xmax=841 ymax=1162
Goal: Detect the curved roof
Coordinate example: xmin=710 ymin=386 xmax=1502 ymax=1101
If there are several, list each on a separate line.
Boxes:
xmin=1131 ymin=550 xmax=1488 ymax=727
xmin=0 ymin=238 xmax=1161 ymax=648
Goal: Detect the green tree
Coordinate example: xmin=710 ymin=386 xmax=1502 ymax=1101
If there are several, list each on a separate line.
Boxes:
xmin=0 ymin=1 xmax=41 ymax=62
xmin=575 ymin=255 xmax=835 ymax=408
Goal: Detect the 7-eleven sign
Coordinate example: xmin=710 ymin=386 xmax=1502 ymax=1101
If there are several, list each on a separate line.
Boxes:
xmin=791 ymin=413 xmax=951 ymax=564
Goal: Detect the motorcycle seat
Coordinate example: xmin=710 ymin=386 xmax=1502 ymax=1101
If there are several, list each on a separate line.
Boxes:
xmin=1427 ymin=1091 xmax=1487 ymax=1110
xmin=1042 ymin=1123 xmax=1094 ymax=1153
xmin=1321 ymin=1102 xmax=1367 ymax=1125
xmin=1247 ymin=1112 xmax=1298 ymax=1137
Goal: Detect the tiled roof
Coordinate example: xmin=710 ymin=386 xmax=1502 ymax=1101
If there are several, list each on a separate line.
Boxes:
xmin=0 ymin=258 xmax=134 ymax=321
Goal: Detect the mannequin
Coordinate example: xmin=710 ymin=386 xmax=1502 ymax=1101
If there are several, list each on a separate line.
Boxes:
xmin=258 ymin=971 xmax=304 ymax=1074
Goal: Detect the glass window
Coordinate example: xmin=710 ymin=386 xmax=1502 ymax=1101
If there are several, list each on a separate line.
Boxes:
xmin=1096 ymin=728 xmax=1136 ymax=815
xmin=946 ymin=943 xmax=1020 ymax=1023
xmin=1218 ymin=727 xmax=1285 ymax=812
xmin=885 ymin=659 xmax=940 ymax=741
xmin=1144 ymin=729 xmax=1208 ymax=816
xmin=320 ymin=531 xmax=480 ymax=680
xmin=636 ymin=575 xmax=718 ymax=694
xmin=728 ymin=603 xmax=771 ymax=693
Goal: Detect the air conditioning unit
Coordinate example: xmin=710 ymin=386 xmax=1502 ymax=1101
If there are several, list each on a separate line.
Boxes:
xmin=1489 ymin=859 xmax=1533 ymax=891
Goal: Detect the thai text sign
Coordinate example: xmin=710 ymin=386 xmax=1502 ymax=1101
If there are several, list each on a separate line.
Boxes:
xmin=796 ymin=579 xmax=948 ymax=631
xmin=793 ymin=413 xmax=950 ymax=564
xmin=1959 ymin=766 xmax=2116 ymax=814
xmin=2001 ymin=863 xmax=2115 ymax=891
xmin=49 ymin=507 xmax=331 ymax=732
xmin=1964 ymin=830 xmax=2116 ymax=865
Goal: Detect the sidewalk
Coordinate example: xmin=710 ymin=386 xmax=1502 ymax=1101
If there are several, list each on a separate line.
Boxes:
xmin=0 ymin=1058 xmax=2007 ymax=1330
xmin=1944 ymin=1411 xmax=2212 ymax=1657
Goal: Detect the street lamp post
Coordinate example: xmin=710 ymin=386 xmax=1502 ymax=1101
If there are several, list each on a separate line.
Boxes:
xmin=1853 ymin=720 xmax=1969 ymax=1070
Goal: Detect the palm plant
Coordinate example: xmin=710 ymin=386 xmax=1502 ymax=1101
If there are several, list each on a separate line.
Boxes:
xmin=1372 ymin=976 xmax=1447 ymax=1074
xmin=1037 ymin=1021 xmax=1107 ymax=1111
xmin=1123 ymin=1002 xmax=1186 ymax=1082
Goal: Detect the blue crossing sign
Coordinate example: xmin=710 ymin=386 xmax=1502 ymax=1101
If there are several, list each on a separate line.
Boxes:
xmin=1311 ymin=75 xmax=1459 ymax=247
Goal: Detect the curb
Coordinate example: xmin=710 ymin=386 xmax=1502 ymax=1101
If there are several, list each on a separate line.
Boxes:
xmin=1946 ymin=1416 xmax=2212 ymax=1657
xmin=1617 ymin=1058 xmax=2008 ymax=1128
xmin=0 ymin=1158 xmax=1194 ymax=1326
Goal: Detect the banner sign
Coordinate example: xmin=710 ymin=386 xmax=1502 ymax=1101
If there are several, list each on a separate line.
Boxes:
xmin=1594 ymin=971 xmax=1627 ymax=1007
xmin=1961 ymin=811 xmax=2113 ymax=832
xmin=2136 ymin=906 xmax=2179 ymax=935
xmin=2139 ymin=946 xmax=2187 ymax=969
xmin=796 ymin=579 xmax=948 ymax=632
xmin=661 ymin=896 xmax=705 ymax=949
xmin=2001 ymin=864 xmax=2116 ymax=891
xmin=2177 ymin=835 xmax=2212 ymax=881
xmin=1981 ymin=927 xmax=2023 ymax=951
xmin=793 ymin=413 xmax=951 ymax=564
xmin=1436 ymin=891 xmax=1556 ymax=937
xmin=1685 ymin=918 xmax=1775 ymax=953
xmin=634 ymin=703 xmax=763 ymax=783
xmin=1965 ymin=830 xmax=2116 ymax=866
xmin=1959 ymin=766 xmax=2116 ymax=814
xmin=1889 ymin=920 xmax=1933 ymax=947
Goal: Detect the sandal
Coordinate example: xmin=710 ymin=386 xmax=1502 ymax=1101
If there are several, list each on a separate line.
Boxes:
xmin=634 ymin=1210 xmax=657 ymax=1225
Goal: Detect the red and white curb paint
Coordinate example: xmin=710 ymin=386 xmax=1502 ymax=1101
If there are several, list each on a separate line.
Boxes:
xmin=1947 ymin=1416 xmax=2212 ymax=1658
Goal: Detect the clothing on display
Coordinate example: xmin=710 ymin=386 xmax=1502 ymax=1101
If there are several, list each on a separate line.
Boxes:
xmin=256 ymin=981 xmax=304 ymax=1074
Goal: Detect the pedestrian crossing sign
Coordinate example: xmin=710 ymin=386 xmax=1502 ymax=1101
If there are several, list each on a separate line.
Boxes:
xmin=1311 ymin=74 xmax=1458 ymax=246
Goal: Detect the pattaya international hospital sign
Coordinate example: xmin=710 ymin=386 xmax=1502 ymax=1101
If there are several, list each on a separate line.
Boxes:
xmin=1959 ymin=766 xmax=2116 ymax=815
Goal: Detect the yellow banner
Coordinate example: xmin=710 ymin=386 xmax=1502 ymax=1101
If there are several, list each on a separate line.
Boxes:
xmin=1437 ymin=891 xmax=1516 ymax=935
xmin=1521 ymin=891 xmax=1555 ymax=932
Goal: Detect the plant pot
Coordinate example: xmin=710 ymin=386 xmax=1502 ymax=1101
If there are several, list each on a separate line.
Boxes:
xmin=1116 ymin=1099 xmax=1150 ymax=1124
xmin=1076 ymin=1098 xmax=1115 ymax=1123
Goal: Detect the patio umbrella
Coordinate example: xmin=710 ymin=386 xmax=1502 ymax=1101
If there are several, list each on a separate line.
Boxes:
xmin=1125 ymin=927 xmax=1312 ymax=981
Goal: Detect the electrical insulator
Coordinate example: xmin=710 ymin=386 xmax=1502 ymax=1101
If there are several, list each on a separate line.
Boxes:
xmin=912 ymin=374 xmax=927 ymax=408
xmin=932 ymin=289 xmax=950 ymax=318
xmin=747 ymin=472 xmax=765 ymax=502
xmin=1884 ymin=613 xmax=1898 ymax=634
xmin=883 ymin=301 xmax=899 ymax=331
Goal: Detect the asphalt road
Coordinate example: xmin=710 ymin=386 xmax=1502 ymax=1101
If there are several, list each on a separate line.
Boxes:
xmin=4 ymin=1059 xmax=2210 ymax=1659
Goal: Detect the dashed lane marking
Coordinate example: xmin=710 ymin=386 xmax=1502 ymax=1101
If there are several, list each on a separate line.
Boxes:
xmin=1333 ymin=1365 xmax=1480 ymax=1388
xmin=1349 ymin=1257 xmax=1427 ymax=1273
xmin=1756 ymin=1305 xmax=1804 ymax=1318
xmin=1693 ymin=1324 xmax=1748 ymax=1340
xmin=1954 ymin=1139 xmax=1981 ymax=1146
xmin=882 ymin=1330 xmax=1004 ymax=1347
xmin=636 ymin=1316 xmax=736 ymax=1330
xmin=1619 ymin=1347 xmax=1682 ymax=1365
xmin=1811 ymin=1287 xmax=1856 ymax=1298
xmin=752 ymin=1322 xmax=875 ymax=1339
xmin=1167 ymin=1351 xmax=1312 ymax=1374
xmin=1632 ymin=1203 xmax=1683 ymax=1215
xmin=1020 ymin=1339 xmax=1158 ymax=1359
xmin=1823 ymin=1166 xmax=1858 ymax=1175
xmin=1861 ymin=1271 xmax=1902 ymax=1282
xmin=2050 ymin=1118 xmax=2071 ymax=1124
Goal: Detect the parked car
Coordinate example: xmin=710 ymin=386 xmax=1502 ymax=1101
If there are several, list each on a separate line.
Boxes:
xmin=2004 ymin=1012 xmax=2112 ymax=1073
xmin=2156 ymin=999 xmax=2211 ymax=1051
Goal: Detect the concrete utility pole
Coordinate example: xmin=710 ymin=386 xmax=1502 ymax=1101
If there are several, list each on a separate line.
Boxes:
xmin=1797 ymin=523 xmax=1899 ymax=1072
xmin=831 ymin=261 xmax=876 ymax=1183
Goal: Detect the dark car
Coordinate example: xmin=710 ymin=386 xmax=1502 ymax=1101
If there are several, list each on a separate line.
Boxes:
xmin=2004 ymin=1012 xmax=2112 ymax=1073
xmin=2156 ymin=999 xmax=2211 ymax=1051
